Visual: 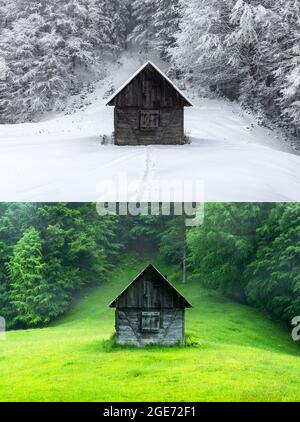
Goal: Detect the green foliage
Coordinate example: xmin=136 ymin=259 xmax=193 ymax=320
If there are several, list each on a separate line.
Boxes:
xmin=117 ymin=213 xmax=164 ymax=251
xmin=245 ymin=203 xmax=300 ymax=322
xmin=1 ymin=202 xmax=299 ymax=333
xmin=187 ymin=203 xmax=300 ymax=324
xmin=159 ymin=216 xmax=186 ymax=265
xmin=0 ymin=203 xmax=120 ymax=328
xmin=0 ymin=203 xmax=185 ymax=329
xmin=185 ymin=334 xmax=201 ymax=347
xmin=0 ymin=254 xmax=299 ymax=401
xmin=7 ymin=227 xmax=45 ymax=328
xmin=117 ymin=206 xmax=186 ymax=258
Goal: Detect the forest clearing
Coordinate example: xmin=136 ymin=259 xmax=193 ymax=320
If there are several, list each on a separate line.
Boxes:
xmin=1 ymin=254 xmax=299 ymax=402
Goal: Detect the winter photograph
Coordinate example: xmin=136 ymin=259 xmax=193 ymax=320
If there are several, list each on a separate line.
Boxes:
xmin=0 ymin=0 xmax=300 ymax=201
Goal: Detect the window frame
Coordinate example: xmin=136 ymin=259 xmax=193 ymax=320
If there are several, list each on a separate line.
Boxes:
xmin=141 ymin=311 xmax=160 ymax=332
xmin=139 ymin=110 xmax=160 ymax=130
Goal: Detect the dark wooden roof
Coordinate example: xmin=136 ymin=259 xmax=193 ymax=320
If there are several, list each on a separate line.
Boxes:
xmin=109 ymin=263 xmax=192 ymax=309
xmin=106 ymin=61 xmax=193 ymax=108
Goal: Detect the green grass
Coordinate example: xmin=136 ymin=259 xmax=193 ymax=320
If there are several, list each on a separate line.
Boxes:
xmin=1 ymin=254 xmax=300 ymax=402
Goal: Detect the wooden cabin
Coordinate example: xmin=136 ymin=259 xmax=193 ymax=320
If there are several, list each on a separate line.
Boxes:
xmin=109 ymin=264 xmax=192 ymax=346
xmin=106 ymin=61 xmax=192 ymax=146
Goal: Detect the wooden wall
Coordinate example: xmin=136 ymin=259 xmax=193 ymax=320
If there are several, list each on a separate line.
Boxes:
xmin=115 ymin=107 xmax=184 ymax=145
xmin=116 ymin=308 xmax=184 ymax=346
xmin=109 ymin=64 xmax=187 ymax=145
xmin=113 ymin=268 xmax=188 ymax=309
xmin=109 ymin=65 xmax=189 ymax=109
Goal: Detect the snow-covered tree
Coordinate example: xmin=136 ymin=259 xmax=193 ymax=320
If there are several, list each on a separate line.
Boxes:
xmin=0 ymin=0 xmax=130 ymax=123
xmin=0 ymin=12 xmax=45 ymax=122
xmin=88 ymin=0 xmax=131 ymax=55
xmin=171 ymin=0 xmax=236 ymax=96
xmin=273 ymin=0 xmax=300 ymax=135
xmin=129 ymin=0 xmax=180 ymax=59
xmin=129 ymin=0 xmax=157 ymax=53
xmin=153 ymin=0 xmax=180 ymax=59
xmin=0 ymin=0 xmax=299 ymax=137
xmin=226 ymin=1 xmax=281 ymax=115
xmin=171 ymin=0 xmax=299 ymax=137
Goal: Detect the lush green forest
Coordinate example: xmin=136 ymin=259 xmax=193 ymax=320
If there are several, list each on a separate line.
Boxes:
xmin=0 ymin=204 xmax=299 ymax=401
xmin=187 ymin=203 xmax=300 ymax=325
xmin=0 ymin=203 xmax=181 ymax=328
xmin=0 ymin=203 xmax=299 ymax=331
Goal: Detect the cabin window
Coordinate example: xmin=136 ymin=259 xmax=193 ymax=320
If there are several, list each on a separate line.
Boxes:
xmin=141 ymin=311 xmax=160 ymax=332
xmin=140 ymin=110 xmax=159 ymax=129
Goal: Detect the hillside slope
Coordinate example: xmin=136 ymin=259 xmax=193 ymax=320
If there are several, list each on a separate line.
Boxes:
xmin=0 ymin=55 xmax=300 ymax=202
xmin=0 ymin=255 xmax=299 ymax=402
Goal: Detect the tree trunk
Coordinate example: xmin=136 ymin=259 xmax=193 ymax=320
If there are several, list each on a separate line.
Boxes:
xmin=182 ymin=228 xmax=187 ymax=284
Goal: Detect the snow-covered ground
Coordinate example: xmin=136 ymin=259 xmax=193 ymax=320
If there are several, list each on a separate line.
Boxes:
xmin=0 ymin=56 xmax=300 ymax=202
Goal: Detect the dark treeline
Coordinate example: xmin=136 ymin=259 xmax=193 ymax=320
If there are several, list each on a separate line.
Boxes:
xmin=0 ymin=0 xmax=299 ymax=139
xmin=186 ymin=203 xmax=300 ymax=325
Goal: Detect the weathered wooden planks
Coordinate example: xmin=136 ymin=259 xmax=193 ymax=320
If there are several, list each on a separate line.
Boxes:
xmin=116 ymin=308 xmax=185 ymax=346
xmin=107 ymin=62 xmax=192 ymax=146
xmin=109 ymin=264 xmax=192 ymax=346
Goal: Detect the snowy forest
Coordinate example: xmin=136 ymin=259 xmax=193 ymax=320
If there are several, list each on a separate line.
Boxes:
xmin=0 ymin=0 xmax=299 ymax=138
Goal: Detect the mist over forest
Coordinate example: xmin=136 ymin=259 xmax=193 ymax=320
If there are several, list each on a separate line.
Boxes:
xmin=0 ymin=203 xmax=299 ymax=331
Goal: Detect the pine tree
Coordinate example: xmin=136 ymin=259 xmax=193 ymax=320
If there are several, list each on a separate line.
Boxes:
xmin=245 ymin=203 xmax=300 ymax=322
xmin=159 ymin=215 xmax=187 ymax=282
xmin=0 ymin=0 xmax=129 ymax=122
xmin=129 ymin=0 xmax=157 ymax=53
xmin=7 ymin=227 xmax=46 ymax=328
xmin=153 ymin=0 xmax=180 ymax=59
xmin=187 ymin=203 xmax=273 ymax=301
xmin=186 ymin=203 xmax=300 ymax=324
xmin=0 ymin=8 xmax=44 ymax=122
xmin=273 ymin=0 xmax=300 ymax=136
xmin=128 ymin=0 xmax=179 ymax=59
xmin=171 ymin=0 xmax=299 ymax=136
xmin=171 ymin=0 xmax=236 ymax=95
xmin=0 ymin=203 xmax=121 ymax=328
xmin=226 ymin=1 xmax=280 ymax=114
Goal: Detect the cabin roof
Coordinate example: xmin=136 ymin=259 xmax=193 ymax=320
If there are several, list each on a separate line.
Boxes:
xmin=108 ymin=263 xmax=192 ymax=308
xmin=106 ymin=61 xmax=193 ymax=107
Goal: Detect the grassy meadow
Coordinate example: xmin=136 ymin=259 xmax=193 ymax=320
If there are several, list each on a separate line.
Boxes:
xmin=0 ymin=254 xmax=299 ymax=401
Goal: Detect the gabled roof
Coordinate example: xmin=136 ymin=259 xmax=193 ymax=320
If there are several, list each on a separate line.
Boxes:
xmin=106 ymin=61 xmax=193 ymax=107
xmin=109 ymin=263 xmax=192 ymax=308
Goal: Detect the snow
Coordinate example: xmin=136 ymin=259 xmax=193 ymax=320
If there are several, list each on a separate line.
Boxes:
xmin=0 ymin=55 xmax=300 ymax=202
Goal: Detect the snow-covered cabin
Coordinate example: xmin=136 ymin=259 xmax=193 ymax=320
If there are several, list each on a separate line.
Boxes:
xmin=106 ymin=61 xmax=192 ymax=145
xmin=109 ymin=264 xmax=192 ymax=346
